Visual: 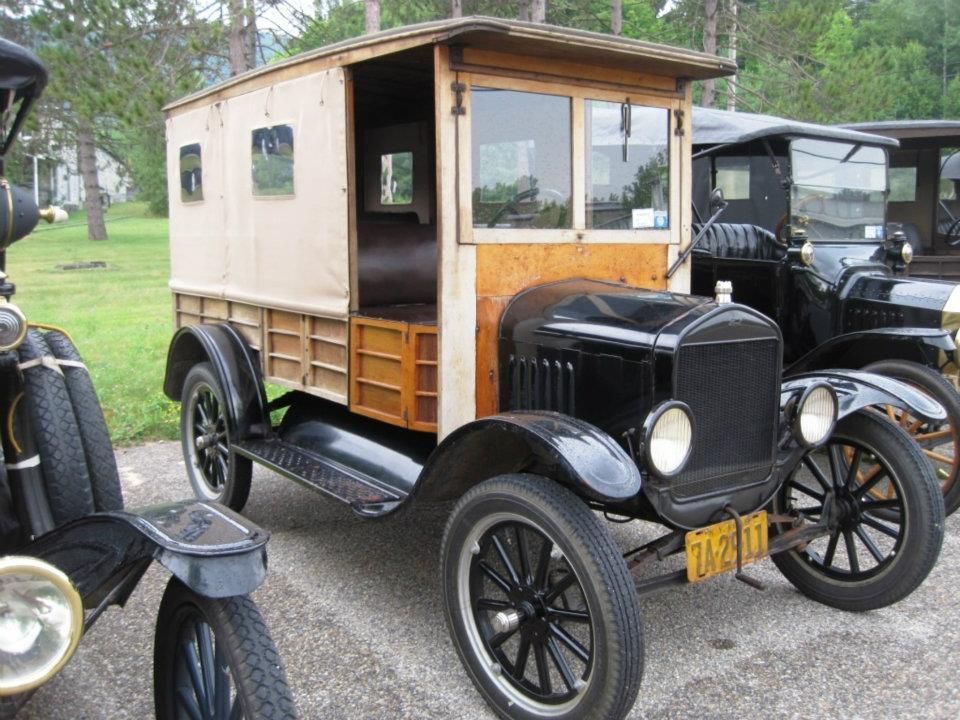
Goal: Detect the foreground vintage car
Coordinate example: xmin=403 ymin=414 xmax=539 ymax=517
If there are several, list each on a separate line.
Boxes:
xmin=690 ymin=107 xmax=960 ymax=517
xmin=841 ymin=120 xmax=960 ymax=281
xmin=162 ymin=18 xmax=946 ymax=720
xmin=0 ymin=38 xmax=294 ymax=719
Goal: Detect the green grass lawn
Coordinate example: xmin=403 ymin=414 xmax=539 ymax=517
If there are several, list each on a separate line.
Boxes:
xmin=8 ymin=202 xmax=178 ymax=445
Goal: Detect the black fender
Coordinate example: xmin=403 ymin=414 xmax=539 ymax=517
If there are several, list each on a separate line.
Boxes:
xmin=781 ymin=369 xmax=947 ymax=424
xmin=164 ymin=323 xmax=269 ymax=440
xmin=785 ymin=327 xmax=955 ymax=375
xmin=413 ymin=411 xmax=641 ymax=504
xmin=23 ymin=500 xmax=269 ymax=601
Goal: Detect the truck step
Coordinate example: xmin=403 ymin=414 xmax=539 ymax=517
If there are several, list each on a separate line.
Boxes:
xmin=234 ymin=438 xmax=404 ymax=514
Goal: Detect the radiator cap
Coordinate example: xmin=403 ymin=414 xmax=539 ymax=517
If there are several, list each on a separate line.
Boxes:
xmin=715 ymin=280 xmax=733 ymax=305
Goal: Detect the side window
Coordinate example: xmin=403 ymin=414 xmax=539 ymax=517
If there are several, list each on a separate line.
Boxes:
xmin=471 ymin=88 xmax=572 ymax=229
xmin=715 ymin=157 xmax=751 ymax=200
xmin=380 ymin=152 xmax=413 ymax=205
xmin=889 ymin=166 xmax=918 ymax=202
xmin=180 ymin=143 xmax=203 ymax=203
xmin=252 ymin=124 xmax=294 ymax=196
xmin=584 ymin=100 xmax=669 ymax=230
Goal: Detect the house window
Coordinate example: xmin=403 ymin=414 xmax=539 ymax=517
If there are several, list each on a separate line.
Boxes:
xmin=585 ymin=100 xmax=669 ymax=230
xmin=251 ymin=124 xmax=294 ymax=196
xmin=179 ymin=143 xmax=203 ymax=203
xmin=471 ymin=88 xmax=572 ymax=229
xmin=380 ymin=152 xmax=413 ymax=204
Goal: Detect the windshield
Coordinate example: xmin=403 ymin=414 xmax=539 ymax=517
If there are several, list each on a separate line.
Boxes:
xmin=790 ymin=138 xmax=887 ymax=242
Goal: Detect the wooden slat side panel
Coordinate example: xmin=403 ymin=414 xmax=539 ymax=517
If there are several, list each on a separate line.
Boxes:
xmin=475 ymin=243 xmax=667 ymax=416
xmin=410 ymin=325 xmax=439 ymax=432
xmin=350 ymin=317 xmax=405 ymax=427
xmin=200 ymin=298 xmax=229 ymax=321
xmin=266 ymin=309 xmax=305 ymax=386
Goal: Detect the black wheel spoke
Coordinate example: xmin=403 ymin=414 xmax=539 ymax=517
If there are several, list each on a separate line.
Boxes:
xmin=492 ymin=535 xmax=520 ymax=585
xmin=213 ymin=646 xmax=231 ymax=719
xmin=534 ymin=641 xmax=552 ymax=694
xmin=544 ymin=571 xmax=577 ymax=605
xmin=828 ymin=446 xmax=846 ymax=489
xmin=843 ymin=530 xmax=860 ymax=573
xmin=197 ymin=624 xmax=217 ymax=713
xmin=802 ymin=455 xmax=832 ymax=493
xmin=854 ymin=526 xmax=886 ymax=564
xmin=176 ymin=687 xmax=205 ymax=720
xmin=548 ymin=607 xmax=590 ymax=624
xmin=843 ymin=448 xmax=863 ymax=489
xmin=516 ymin=526 xmax=532 ymax=584
xmin=787 ymin=480 xmax=824 ymax=502
xmin=823 ymin=531 xmax=840 ymax=568
xmin=476 ymin=597 xmax=512 ymax=612
xmin=196 ymin=399 xmax=211 ymax=426
xmin=514 ymin=635 xmax=531 ymax=679
xmin=180 ymin=639 xmax=209 ymax=716
xmin=861 ymin=514 xmax=900 ymax=538
xmin=534 ymin=539 xmax=553 ymax=590
xmin=795 ymin=506 xmax=824 ymax=517
xmin=479 ymin=560 xmax=514 ymax=595
xmin=490 ymin=627 xmax=518 ymax=649
xmin=547 ymin=636 xmax=577 ymax=692
xmin=549 ymin=622 xmax=590 ymax=663
xmin=228 ymin=699 xmax=243 ymax=720
xmin=860 ymin=498 xmax=901 ymax=512
xmin=853 ymin=468 xmax=891 ymax=499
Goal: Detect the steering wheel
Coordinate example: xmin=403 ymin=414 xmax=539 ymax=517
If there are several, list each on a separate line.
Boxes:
xmin=486 ymin=187 xmax=566 ymax=228
xmin=946 ymin=217 xmax=960 ymax=247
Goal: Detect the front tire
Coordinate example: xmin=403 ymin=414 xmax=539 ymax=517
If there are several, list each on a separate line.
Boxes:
xmin=180 ymin=363 xmax=251 ymax=511
xmin=441 ymin=474 xmax=643 ymax=720
xmin=153 ymin=578 xmax=296 ymax=720
xmin=771 ymin=411 xmax=945 ymax=611
xmin=863 ymin=359 xmax=960 ymax=516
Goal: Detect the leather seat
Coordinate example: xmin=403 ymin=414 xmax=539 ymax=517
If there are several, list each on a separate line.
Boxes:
xmin=692 ymin=223 xmax=785 ymax=261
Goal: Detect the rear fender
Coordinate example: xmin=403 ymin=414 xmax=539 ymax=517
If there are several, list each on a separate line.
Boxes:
xmin=413 ymin=411 xmax=641 ymax=504
xmin=23 ymin=500 xmax=269 ymax=600
xmin=782 ymin=370 xmax=947 ymax=424
xmin=164 ymin=324 xmax=269 ymax=440
xmin=785 ymin=327 xmax=955 ymax=375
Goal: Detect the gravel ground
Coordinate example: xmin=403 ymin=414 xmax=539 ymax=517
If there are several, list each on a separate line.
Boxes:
xmin=17 ymin=440 xmax=960 ymax=719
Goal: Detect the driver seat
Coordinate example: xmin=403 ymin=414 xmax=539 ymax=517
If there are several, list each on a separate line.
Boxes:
xmin=692 ymin=223 xmax=786 ymax=261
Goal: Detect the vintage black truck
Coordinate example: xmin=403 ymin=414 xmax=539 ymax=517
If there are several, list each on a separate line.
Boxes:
xmin=162 ymin=18 xmax=946 ymax=720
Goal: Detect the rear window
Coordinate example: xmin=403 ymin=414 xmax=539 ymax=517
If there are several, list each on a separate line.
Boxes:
xmin=179 ymin=143 xmax=203 ymax=203
xmin=252 ymin=124 xmax=295 ymax=196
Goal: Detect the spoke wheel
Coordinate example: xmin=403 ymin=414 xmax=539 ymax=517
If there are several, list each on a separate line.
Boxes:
xmin=154 ymin=578 xmax=296 ymax=720
xmin=442 ymin=474 xmax=642 ymax=720
xmin=180 ymin=363 xmax=251 ymax=511
xmin=772 ymin=411 xmax=944 ymax=611
xmin=863 ymin=359 xmax=960 ymax=516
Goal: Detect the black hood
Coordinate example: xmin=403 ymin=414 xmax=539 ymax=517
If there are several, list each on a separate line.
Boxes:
xmin=841 ymin=273 xmax=956 ymax=334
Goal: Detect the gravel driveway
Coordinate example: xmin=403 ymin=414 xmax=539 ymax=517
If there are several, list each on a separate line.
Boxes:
xmin=18 ymin=441 xmax=960 ymax=719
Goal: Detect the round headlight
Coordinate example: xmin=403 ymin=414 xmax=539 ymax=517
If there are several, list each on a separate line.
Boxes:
xmin=645 ymin=402 xmax=694 ymax=478
xmin=794 ymin=384 xmax=838 ymax=448
xmin=0 ymin=557 xmax=82 ymax=697
xmin=0 ymin=303 xmax=26 ymax=352
xmin=901 ymin=242 xmax=914 ymax=265
xmin=800 ymin=242 xmax=815 ymax=266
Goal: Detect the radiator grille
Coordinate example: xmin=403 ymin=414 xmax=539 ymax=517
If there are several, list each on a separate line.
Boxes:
xmin=672 ymin=338 xmax=779 ymax=499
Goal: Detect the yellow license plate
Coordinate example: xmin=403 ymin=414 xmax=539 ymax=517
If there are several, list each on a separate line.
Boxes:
xmin=685 ymin=510 xmax=768 ymax=583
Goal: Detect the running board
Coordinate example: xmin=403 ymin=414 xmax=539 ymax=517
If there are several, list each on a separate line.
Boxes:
xmin=234 ymin=439 xmax=405 ymax=516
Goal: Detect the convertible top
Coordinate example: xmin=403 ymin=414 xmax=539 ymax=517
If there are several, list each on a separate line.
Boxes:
xmin=693 ymin=107 xmax=898 ymax=149
xmin=842 ymin=120 xmax=960 ymax=151
xmin=0 ymin=38 xmax=48 ymax=156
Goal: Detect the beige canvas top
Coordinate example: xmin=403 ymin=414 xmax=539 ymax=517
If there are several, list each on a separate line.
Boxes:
xmin=165 ymin=16 xmax=735 ymax=115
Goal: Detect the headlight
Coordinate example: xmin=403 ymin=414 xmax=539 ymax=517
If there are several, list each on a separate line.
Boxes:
xmin=901 ymin=242 xmax=914 ymax=265
xmin=0 ymin=557 xmax=83 ymax=696
xmin=0 ymin=302 xmax=26 ymax=352
xmin=644 ymin=401 xmax=694 ymax=478
xmin=793 ymin=383 xmax=838 ymax=448
xmin=800 ymin=242 xmax=815 ymax=266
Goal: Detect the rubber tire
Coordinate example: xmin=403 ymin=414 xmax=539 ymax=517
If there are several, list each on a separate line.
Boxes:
xmin=863 ymin=358 xmax=960 ymax=516
xmin=153 ymin=577 xmax=297 ymax=720
xmin=771 ymin=411 xmax=945 ymax=611
xmin=44 ymin=330 xmax=123 ymax=512
xmin=441 ymin=474 xmax=643 ymax=720
xmin=180 ymin=362 xmax=252 ymax=511
xmin=17 ymin=330 xmax=94 ymax=525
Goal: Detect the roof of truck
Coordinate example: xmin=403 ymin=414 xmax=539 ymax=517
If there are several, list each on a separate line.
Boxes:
xmin=841 ymin=120 xmax=960 ymax=149
xmin=165 ymin=16 xmax=736 ymax=112
xmin=693 ymin=107 xmax=898 ymax=149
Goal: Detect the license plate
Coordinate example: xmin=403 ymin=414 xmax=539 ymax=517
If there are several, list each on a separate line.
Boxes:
xmin=685 ymin=510 xmax=768 ymax=583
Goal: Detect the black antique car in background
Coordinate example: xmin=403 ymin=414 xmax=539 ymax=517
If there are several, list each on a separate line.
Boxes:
xmin=0 ymin=38 xmax=294 ymax=719
xmin=690 ymin=107 xmax=960 ymax=516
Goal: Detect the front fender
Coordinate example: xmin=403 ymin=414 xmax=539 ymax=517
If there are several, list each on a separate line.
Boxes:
xmin=23 ymin=500 xmax=269 ymax=600
xmin=785 ymin=327 xmax=955 ymax=375
xmin=414 ymin=412 xmax=641 ymax=504
xmin=782 ymin=370 xmax=946 ymax=424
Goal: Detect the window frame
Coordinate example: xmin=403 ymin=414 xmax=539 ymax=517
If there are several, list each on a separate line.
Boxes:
xmin=458 ymin=72 xmax=682 ymax=246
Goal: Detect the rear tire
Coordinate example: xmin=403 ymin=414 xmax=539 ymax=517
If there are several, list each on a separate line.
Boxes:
xmin=863 ymin=359 xmax=960 ymax=516
xmin=180 ymin=363 xmax=252 ymax=511
xmin=771 ymin=411 xmax=944 ymax=611
xmin=153 ymin=577 xmax=296 ymax=720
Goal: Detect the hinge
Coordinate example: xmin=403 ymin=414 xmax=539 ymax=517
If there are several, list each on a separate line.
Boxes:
xmin=451 ymin=82 xmax=466 ymax=116
xmin=673 ymin=108 xmax=685 ymax=136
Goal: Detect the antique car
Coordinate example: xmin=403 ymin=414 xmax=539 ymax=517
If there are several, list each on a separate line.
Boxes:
xmin=690 ymin=107 xmax=960 ymax=517
xmin=841 ymin=120 xmax=960 ymax=281
xmin=162 ymin=18 xmax=946 ymax=720
xmin=0 ymin=38 xmax=295 ymax=719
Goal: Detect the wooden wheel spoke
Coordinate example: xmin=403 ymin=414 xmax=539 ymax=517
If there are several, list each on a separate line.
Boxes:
xmin=914 ymin=428 xmax=952 ymax=443
xmin=923 ymin=448 xmax=954 ymax=465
